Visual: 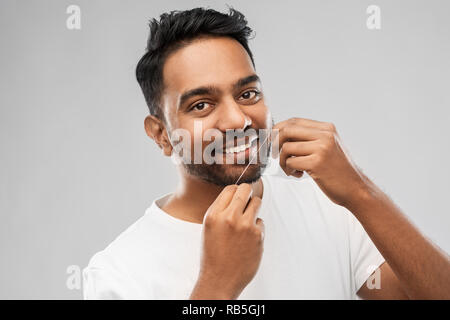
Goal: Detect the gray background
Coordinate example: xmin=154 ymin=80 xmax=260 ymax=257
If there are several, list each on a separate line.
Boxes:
xmin=1 ymin=0 xmax=449 ymax=299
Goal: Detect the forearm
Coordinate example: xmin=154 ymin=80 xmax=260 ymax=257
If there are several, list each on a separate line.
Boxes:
xmin=347 ymin=178 xmax=450 ymax=299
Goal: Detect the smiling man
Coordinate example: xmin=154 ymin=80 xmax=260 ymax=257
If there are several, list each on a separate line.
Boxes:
xmin=83 ymin=7 xmax=450 ymax=300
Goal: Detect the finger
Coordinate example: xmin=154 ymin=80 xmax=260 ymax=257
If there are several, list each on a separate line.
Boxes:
xmin=280 ymin=156 xmax=304 ymax=177
xmin=281 ymin=141 xmax=316 ymax=158
xmin=256 ymin=218 xmax=265 ymax=241
xmin=285 ymin=154 xmax=316 ymax=173
xmin=273 ymin=126 xmax=321 ymax=155
xmin=279 ymin=141 xmax=316 ymax=175
xmin=243 ymin=196 xmax=262 ymax=224
xmin=272 ymin=118 xmax=333 ymax=157
xmin=290 ymin=170 xmax=304 ymax=178
xmin=228 ymin=183 xmax=253 ymax=214
xmin=210 ymin=184 xmax=238 ymax=212
xmin=273 ymin=117 xmax=335 ymax=132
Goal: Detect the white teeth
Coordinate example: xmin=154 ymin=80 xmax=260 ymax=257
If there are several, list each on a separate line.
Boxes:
xmin=225 ymin=142 xmax=252 ymax=154
xmin=223 ymin=136 xmax=258 ymax=154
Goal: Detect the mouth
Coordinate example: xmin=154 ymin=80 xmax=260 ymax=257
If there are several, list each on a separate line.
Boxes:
xmin=209 ymin=135 xmax=258 ymax=164
xmin=223 ymin=135 xmax=258 ymax=154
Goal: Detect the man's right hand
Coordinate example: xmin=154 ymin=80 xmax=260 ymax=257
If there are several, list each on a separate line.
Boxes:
xmin=190 ymin=183 xmax=265 ymax=300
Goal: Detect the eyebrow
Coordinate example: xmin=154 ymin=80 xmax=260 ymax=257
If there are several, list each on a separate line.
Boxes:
xmin=178 ymin=74 xmax=261 ymax=110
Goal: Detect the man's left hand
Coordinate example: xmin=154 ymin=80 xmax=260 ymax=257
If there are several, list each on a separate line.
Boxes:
xmin=272 ymin=117 xmax=371 ymax=209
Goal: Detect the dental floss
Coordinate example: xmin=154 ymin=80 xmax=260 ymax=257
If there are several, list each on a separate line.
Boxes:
xmin=234 ymin=132 xmax=271 ymax=185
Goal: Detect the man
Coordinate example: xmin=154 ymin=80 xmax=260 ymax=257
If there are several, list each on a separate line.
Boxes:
xmin=83 ymin=7 xmax=450 ymax=299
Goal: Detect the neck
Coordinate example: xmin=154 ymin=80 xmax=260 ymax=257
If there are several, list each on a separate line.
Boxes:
xmin=161 ymin=174 xmax=264 ymax=224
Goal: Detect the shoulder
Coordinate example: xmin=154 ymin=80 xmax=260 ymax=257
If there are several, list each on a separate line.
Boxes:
xmin=85 ymin=208 xmax=159 ymax=272
xmin=82 ymin=209 xmax=161 ymax=299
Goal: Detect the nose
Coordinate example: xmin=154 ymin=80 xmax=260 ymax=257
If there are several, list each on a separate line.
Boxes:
xmin=216 ymin=99 xmax=251 ymax=132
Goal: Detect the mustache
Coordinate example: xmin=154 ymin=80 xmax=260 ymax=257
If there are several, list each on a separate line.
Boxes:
xmin=169 ymin=126 xmax=273 ymax=153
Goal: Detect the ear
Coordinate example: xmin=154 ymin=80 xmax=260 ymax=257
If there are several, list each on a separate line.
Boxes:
xmin=144 ymin=115 xmax=173 ymax=157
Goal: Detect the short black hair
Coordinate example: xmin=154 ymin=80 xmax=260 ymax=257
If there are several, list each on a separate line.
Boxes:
xmin=135 ymin=6 xmax=256 ymax=120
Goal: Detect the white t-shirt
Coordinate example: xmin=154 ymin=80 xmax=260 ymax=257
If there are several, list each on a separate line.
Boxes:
xmin=83 ymin=170 xmax=385 ymax=299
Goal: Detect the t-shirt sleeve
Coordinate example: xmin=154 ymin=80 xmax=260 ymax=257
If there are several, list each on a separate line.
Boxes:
xmin=83 ymin=255 xmax=147 ymax=300
xmin=346 ymin=210 xmax=386 ymax=294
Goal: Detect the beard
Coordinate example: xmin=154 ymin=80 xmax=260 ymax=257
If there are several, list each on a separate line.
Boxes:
xmin=183 ymin=160 xmax=268 ymax=186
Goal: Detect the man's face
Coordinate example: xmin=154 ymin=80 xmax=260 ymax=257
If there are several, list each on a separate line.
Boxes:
xmin=161 ymin=36 xmax=273 ymax=186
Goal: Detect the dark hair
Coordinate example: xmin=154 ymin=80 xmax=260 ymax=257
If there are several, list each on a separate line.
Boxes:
xmin=135 ymin=6 xmax=256 ymax=120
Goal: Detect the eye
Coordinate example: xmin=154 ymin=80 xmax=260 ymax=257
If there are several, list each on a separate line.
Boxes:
xmin=239 ymin=90 xmax=261 ymax=101
xmin=191 ymin=102 xmax=212 ymax=112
